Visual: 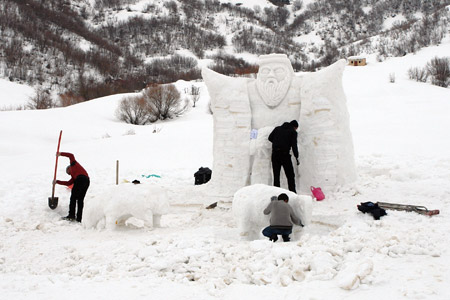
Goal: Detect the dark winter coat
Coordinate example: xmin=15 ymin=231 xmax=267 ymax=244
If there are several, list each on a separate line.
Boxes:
xmin=268 ymin=122 xmax=299 ymax=159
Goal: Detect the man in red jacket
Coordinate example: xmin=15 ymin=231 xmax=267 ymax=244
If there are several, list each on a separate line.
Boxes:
xmin=55 ymin=152 xmax=90 ymax=222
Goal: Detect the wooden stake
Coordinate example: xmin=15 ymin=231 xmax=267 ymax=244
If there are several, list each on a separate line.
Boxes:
xmin=116 ymin=160 xmax=119 ymax=185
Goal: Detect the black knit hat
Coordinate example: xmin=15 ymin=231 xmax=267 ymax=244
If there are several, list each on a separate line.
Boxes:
xmin=290 ymin=120 xmax=299 ymax=128
xmin=278 ymin=193 xmax=289 ymax=201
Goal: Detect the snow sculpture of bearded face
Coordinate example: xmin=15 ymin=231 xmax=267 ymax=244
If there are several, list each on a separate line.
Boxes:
xmin=255 ymin=61 xmax=293 ymax=108
xmin=201 ymin=54 xmax=356 ymax=198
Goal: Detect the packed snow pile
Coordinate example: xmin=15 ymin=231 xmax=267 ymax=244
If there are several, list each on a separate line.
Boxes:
xmin=232 ymin=184 xmax=312 ymax=241
xmin=83 ymin=183 xmax=170 ymax=229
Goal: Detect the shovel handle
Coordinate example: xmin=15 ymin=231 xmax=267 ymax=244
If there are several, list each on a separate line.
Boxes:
xmin=51 ymin=130 xmax=63 ymax=198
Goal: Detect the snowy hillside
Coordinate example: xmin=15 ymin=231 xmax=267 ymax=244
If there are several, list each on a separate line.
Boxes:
xmin=1 ymin=0 xmax=448 ymax=103
xmin=1 ymin=40 xmax=450 ymax=299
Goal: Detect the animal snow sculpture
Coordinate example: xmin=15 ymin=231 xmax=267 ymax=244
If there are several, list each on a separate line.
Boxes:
xmin=232 ymin=184 xmax=312 ymax=241
xmin=83 ymin=184 xmax=170 ymax=229
xmin=202 ymin=54 xmax=356 ymax=197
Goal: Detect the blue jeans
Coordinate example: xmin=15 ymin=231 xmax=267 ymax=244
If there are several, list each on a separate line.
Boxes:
xmin=262 ymin=226 xmax=292 ymax=241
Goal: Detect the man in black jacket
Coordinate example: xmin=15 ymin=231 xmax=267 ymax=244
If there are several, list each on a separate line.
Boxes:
xmin=268 ymin=120 xmax=299 ymax=193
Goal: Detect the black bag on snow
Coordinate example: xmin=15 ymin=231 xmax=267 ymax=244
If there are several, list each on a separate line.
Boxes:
xmin=194 ymin=167 xmax=212 ymax=185
xmin=357 ymin=201 xmax=387 ymax=220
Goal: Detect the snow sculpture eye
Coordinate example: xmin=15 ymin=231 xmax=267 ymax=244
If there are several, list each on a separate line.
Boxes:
xmin=260 ymin=67 xmax=271 ymax=75
xmin=274 ymin=67 xmax=286 ymax=81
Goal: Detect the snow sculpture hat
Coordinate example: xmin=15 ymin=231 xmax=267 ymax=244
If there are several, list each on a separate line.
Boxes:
xmin=257 ymin=54 xmax=294 ymax=74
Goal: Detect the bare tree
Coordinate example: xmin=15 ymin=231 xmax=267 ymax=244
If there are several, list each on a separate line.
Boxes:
xmin=116 ymin=84 xmax=188 ymax=124
xmin=185 ymin=85 xmax=201 ymax=107
xmin=144 ymin=83 xmax=188 ymax=120
xmin=115 ymin=95 xmax=154 ymax=125
xmin=27 ymin=87 xmax=55 ymax=110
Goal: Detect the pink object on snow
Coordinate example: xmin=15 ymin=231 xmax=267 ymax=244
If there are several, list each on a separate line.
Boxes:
xmin=311 ymin=186 xmax=325 ymax=201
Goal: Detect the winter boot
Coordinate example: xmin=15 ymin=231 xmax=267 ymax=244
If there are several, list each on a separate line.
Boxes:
xmin=62 ymin=215 xmax=75 ymax=222
xmin=269 ymin=234 xmax=278 ymax=242
xmin=282 ymin=235 xmax=290 ymax=242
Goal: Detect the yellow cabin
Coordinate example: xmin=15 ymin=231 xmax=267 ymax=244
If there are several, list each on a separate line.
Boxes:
xmin=348 ymin=56 xmax=366 ymax=66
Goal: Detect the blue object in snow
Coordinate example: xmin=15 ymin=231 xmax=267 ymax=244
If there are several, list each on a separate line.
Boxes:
xmin=141 ymin=174 xmax=161 ymax=178
xmin=250 ymin=129 xmax=258 ymax=140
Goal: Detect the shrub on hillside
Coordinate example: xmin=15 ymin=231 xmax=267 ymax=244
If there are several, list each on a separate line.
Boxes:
xmin=144 ymin=83 xmax=188 ymax=120
xmin=58 ymin=92 xmax=85 ymax=107
xmin=116 ymin=84 xmax=188 ymax=125
xmin=407 ymin=67 xmax=428 ymax=83
xmin=145 ymin=55 xmax=201 ymax=83
xmin=292 ymin=0 xmax=303 ymax=11
xmin=116 ymin=95 xmax=153 ymax=125
xmin=427 ymin=57 xmax=450 ymax=88
xmin=389 ymin=72 xmax=396 ymax=83
xmin=208 ymin=52 xmax=258 ymax=76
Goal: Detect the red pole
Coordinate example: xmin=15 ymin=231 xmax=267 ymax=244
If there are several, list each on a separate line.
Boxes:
xmin=51 ymin=130 xmax=63 ymax=198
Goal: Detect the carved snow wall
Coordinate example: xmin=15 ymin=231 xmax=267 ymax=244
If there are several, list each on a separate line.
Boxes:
xmin=202 ymin=54 xmax=356 ymax=198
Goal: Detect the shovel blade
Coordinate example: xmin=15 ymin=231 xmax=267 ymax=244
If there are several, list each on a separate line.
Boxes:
xmin=48 ymin=197 xmax=58 ymax=210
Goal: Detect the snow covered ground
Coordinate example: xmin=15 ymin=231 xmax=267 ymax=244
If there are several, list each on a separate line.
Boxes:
xmin=1 ymin=38 xmax=450 ymax=299
xmin=0 ymin=79 xmax=34 ymax=110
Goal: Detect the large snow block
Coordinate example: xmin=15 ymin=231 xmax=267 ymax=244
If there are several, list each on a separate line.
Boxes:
xmin=83 ymin=183 xmax=170 ymax=230
xmin=298 ymin=59 xmax=357 ymax=193
xmin=232 ymin=184 xmax=312 ymax=241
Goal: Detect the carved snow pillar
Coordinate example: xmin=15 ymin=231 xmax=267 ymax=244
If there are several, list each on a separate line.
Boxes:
xmin=202 ymin=68 xmax=252 ymax=197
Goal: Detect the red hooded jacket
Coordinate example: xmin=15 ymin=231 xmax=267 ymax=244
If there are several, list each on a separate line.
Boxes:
xmin=56 ymin=152 xmax=89 ymax=186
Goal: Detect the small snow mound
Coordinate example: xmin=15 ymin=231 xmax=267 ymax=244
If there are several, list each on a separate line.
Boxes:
xmin=272 ymin=247 xmax=292 ymax=260
xmin=310 ymin=251 xmax=337 ymax=280
xmin=338 ymin=260 xmax=374 ymax=290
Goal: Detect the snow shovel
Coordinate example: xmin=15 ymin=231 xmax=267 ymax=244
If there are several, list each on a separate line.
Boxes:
xmin=377 ymin=202 xmax=440 ymax=216
xmin=48 ymin=130 xmax=62 ymax=209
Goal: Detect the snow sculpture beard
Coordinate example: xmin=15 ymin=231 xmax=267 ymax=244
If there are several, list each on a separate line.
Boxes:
xmin=256 ymin=64 xmax=292 ymax=108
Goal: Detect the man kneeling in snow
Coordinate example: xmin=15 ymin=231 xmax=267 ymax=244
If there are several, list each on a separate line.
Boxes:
xmin=262 ymin=193 xmax=303 ymax=242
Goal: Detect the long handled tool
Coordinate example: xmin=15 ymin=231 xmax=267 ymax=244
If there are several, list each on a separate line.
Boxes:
xmin=377 ymin=202 xmax=440 ymax=216
xmin=48 ymin=130 xmax=62 ymax=209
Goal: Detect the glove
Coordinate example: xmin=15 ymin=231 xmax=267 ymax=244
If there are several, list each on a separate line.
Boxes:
xmin=296 ymin=158 xmax=300 ymax=165
xmin=270 ymin=196 xmax=277 ymax=202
